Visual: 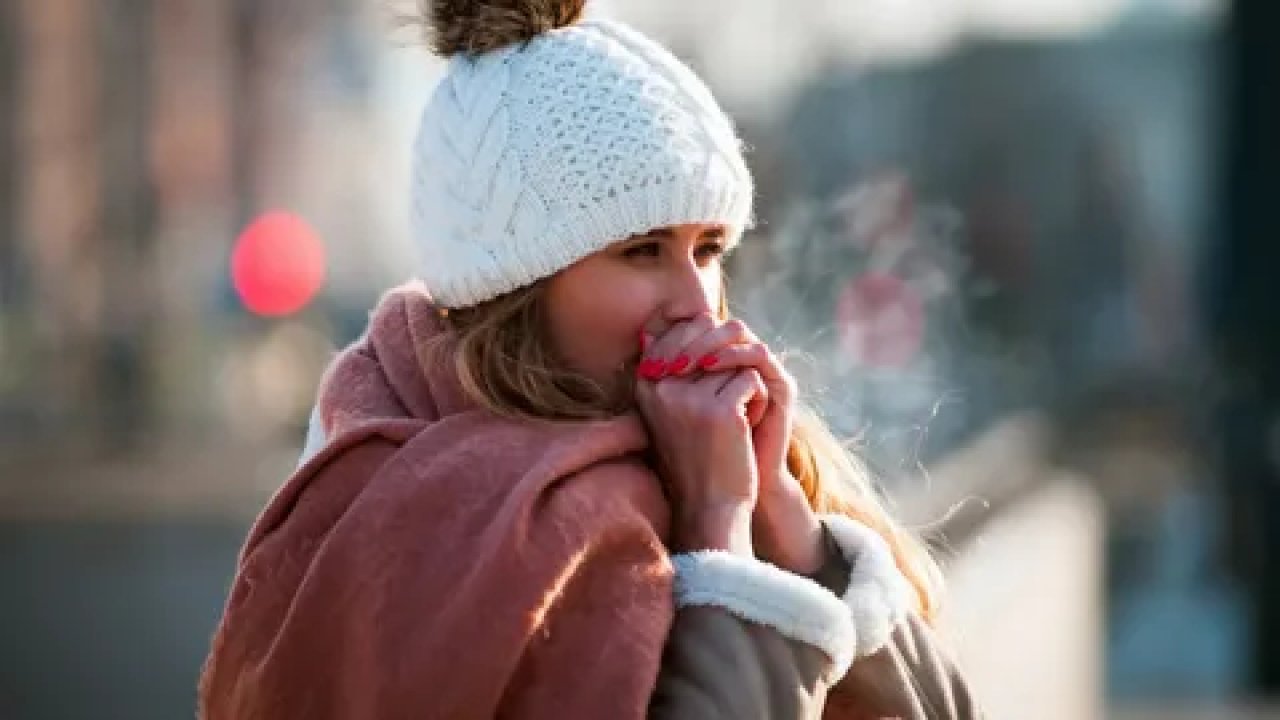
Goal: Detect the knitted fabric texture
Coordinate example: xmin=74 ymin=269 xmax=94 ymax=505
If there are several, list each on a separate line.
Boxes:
xmin=411 ymin=18 xmax=754 ymax=308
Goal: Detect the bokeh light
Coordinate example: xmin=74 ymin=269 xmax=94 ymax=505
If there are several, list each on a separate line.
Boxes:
xmin=231 ymin=211 xmax=326 ymax=317
xmin=836 ymin=272 xmax=926 ymax=368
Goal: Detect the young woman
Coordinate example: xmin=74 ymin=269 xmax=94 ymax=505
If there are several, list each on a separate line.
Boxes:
xmin=200 ymin=1 xmax=982 ymax=717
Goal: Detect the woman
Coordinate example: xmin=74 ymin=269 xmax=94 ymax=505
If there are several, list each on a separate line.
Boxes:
xmin=200 ymin=1 xmax=981 ymax=718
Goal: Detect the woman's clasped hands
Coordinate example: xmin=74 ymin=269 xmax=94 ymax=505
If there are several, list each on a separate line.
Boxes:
xmin=633 ymin=314 xmax=826 ymax=576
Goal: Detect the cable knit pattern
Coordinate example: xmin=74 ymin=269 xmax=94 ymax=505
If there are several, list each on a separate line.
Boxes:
xmin=412 ymin=18 xmax=754 ymax=307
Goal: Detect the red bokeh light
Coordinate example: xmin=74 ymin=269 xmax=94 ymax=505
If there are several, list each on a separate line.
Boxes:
xmin=836 ymin=272 xmax=925 ymax=368
xmin=231 ymin=211 xmax=326 ymax=317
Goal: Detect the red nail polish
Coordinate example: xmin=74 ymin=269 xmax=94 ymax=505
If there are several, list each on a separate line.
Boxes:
xmin=669 ymin=355 xmax=690 ymax=374
xmin=698 ymin=354 xmax=718 ymax=369
xmin=648 ymin=360 xmax=669 ymax=380
xmin=637 ymin=359 xmax=659 ymax=380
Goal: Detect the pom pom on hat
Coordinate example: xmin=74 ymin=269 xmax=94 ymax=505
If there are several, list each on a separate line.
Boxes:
xmin=419 ymin=0 xmax=588 ymax=56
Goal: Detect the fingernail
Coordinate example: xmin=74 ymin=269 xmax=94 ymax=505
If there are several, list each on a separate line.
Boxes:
xmin=640 ymin=358 xmax=660 ymax=381
xmin=639 ymin=359 xmax=666 ymax=380
xmin=669 ymin=355 xmax=690 ymax=374
xmin=698 ymin=353 xmax=718 ymax=369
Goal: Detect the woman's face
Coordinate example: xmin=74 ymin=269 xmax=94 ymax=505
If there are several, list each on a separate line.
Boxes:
xmin=544 ymin=222 xmax=729 ymax=397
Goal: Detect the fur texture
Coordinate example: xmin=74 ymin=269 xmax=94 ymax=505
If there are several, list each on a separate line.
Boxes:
xmin=421 ymin=0 xmax=588 ymax=56
xmin=823 ymin=513 xmax=916 ymax=658
xmin=671 ymin=550 xmax=857 ymax=683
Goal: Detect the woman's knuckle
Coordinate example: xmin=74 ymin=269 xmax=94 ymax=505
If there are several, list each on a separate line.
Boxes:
xmin=654 ymin=381 xmax=680 ymax=403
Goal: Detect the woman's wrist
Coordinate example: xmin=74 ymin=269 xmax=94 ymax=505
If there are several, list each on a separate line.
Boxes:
xmin=753 ymin=471 xmax=826 ymax=576
xmin=761 ymin=516 xmax=825 ymax=576
xmin=674 ymin=501 xmax=755 ymax=557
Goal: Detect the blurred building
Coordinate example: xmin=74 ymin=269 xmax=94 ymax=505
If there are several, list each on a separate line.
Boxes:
xmin=0 ymin=0 xmax=415 ymax=456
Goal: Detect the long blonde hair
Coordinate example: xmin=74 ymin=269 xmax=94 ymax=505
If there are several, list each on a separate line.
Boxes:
xmin=433 ymin=280 xmax=943 ymax=620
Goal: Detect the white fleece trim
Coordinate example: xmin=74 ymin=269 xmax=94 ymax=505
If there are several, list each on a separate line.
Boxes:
xmin=297 ymin=403 xmax=328 ymax=469
xmin=671 ymin=551 xmax=856 ymax=680
xmin=820 ymin=514 xmax=915 ymax=660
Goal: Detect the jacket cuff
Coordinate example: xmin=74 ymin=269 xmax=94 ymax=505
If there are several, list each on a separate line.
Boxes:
xmin=820 ymin=514 xmax=915 ymax=660
xmin=671 ymin=550 xmax=856 ymax=680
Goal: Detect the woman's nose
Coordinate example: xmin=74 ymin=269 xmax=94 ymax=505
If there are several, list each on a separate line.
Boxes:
xmin=662 ymin=262 xmax=718 ymax=323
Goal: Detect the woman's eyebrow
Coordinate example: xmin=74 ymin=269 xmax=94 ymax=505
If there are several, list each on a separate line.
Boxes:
xmin=640 ymin=227 xmax=726 ymax=239
xmin=643 ymin=228 xmax=675 ymax=238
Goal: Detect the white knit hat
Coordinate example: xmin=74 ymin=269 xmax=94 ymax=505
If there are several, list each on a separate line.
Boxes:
xmin=410 ymin=0 xmax=755 ymax=308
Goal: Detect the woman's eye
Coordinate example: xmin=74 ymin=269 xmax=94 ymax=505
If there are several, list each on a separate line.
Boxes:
xmin=623 ymin=242 xmax=661 ymax=258
xmin=695 ymin=242 xmax=725 ymax=260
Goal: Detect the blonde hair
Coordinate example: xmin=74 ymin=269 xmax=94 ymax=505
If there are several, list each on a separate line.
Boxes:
xmin=433 ymin=280 xmax=943 ymax=620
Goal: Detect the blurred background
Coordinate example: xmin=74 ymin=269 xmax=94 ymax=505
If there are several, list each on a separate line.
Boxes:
xmin=1 ymin=0 xmax=1277 ymax=717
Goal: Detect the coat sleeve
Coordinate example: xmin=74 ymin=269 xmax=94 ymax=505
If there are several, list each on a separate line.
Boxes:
xmin=649 ymin=604 xmax=836 ymax=720
xmin=648 ymin=529 xmax=860 ymax=720
xmin=814 ymin=516 xmax=986 ymax=720
xmin=823 ymin=614 xmax=985 ymax=720
xmin=645 ymin=514 xmax=985 ymax=720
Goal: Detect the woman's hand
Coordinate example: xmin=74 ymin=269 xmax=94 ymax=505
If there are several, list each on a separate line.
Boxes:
xmin=634 ymin=317 xmax=766 ymax=557
xmin=638 ymin=316 xmax=827 ymax=575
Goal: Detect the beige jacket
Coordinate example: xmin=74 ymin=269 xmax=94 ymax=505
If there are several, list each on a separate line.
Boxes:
xmin=651 ymin=523 xmax=983 ymax=720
